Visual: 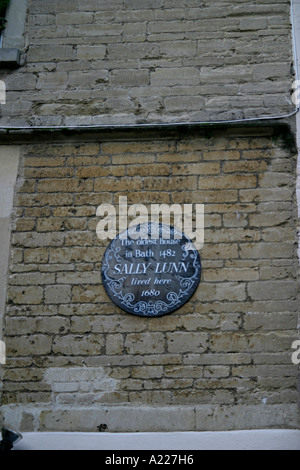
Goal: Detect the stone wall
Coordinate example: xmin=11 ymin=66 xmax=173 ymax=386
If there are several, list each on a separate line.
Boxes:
xmin=1 ymin=126 xmax=299 ymax=432
xmin=0 ymin=0 xmax=295 ymax=126
xmin=0 ymin=0 xmax=299 ymax=435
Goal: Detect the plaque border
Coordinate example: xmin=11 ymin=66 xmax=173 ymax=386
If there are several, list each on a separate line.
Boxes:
xmin=101 ymin=222 xmax=201 ymax=317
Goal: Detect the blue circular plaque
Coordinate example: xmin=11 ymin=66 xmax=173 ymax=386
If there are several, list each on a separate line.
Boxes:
xmin=101 ymin=222 xmax=201 ymax=317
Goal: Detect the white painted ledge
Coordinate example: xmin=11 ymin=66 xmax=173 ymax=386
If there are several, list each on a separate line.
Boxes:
xmin=13 ymin=430 xmax=300 ymax=451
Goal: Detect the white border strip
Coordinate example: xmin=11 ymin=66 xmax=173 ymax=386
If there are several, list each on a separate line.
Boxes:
xmin=14 ymin=430 xmax=300 ymax=451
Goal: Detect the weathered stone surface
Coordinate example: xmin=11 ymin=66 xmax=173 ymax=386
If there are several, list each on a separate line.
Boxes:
xmin=0 ymin=0 xmax=294 ymax=127
xmin=1 ymin=125 xmax=299 ymax=432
